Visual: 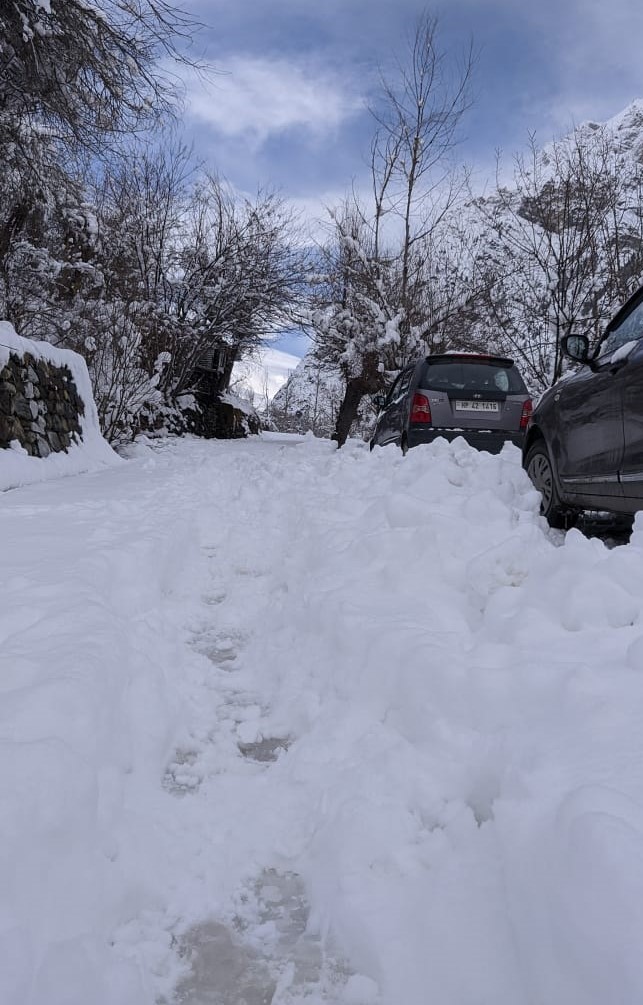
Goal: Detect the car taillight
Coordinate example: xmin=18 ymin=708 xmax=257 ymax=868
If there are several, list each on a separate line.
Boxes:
xmin=520 ymin=398 xmax=533 ymax=430
xmin=410 ymin=392 xmax=432 ymax=424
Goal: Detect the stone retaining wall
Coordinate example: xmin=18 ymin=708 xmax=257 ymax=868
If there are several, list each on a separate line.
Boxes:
xmin=0 ymin=351 xmax=85 ymax=458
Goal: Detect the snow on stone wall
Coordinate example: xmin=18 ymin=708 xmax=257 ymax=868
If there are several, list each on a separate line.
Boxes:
xmin=0 ymin=321 xmax=119 ymax=491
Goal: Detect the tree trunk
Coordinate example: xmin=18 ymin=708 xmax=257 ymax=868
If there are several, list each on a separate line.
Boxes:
xmin=333 ymin=377 xmax=367 ymax=448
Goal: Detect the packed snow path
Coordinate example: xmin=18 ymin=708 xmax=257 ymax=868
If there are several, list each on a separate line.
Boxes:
xmin=4 ymin=433 xmax=643 ymax=1005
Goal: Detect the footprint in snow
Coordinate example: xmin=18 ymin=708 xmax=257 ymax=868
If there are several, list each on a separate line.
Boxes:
xmin=171 ymin=870 xmax=378 ymax=1004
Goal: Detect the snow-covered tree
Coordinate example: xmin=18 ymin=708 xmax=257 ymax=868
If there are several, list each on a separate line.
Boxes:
xmin=79 ymin=152 xmax=304 ymax=440
xmin=0 ymin=0 xmax=204 ymax=439
xmin=311 ymin=12 xmax=474 ymax=446
xmin=473 ymin=122 xmax=643 ymax=389
xmin=0 ymin=0 xmax=196 ymax=145
xmin=166 ymin=178 xmax=305 ymax=400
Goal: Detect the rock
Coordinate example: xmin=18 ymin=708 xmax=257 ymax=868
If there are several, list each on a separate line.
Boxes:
xmin=0 ymin=390 xmax=13 ymax=413
xmin=0 ymin=415 xmax=14 ymax=444
xmin=13 ymin=396 xmax=33 ymax=422
xmin=35 ymin=436 xmax=50 ymax=458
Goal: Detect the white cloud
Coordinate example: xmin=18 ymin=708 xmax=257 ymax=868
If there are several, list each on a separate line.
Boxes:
xmin=185 ymin=56 xmax=364 ymax=145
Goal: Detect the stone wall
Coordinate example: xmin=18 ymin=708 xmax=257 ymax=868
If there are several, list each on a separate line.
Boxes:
xmin=192 ymin=371 xmax=260 ymax=439
xmin=0 ymin=351 xmax=85 ymax=458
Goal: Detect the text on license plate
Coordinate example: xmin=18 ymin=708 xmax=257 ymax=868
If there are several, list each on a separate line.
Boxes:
xmin=454 ymin=400 xmax=499 ymax=412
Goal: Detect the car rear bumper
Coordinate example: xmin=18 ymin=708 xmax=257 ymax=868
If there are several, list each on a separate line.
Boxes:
xmin=407 ymin=427 xmax=524 ymax=454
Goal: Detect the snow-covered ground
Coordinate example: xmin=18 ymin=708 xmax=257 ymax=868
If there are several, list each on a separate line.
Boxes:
xmin=3 ymin=433 xmax=643 ymax=1004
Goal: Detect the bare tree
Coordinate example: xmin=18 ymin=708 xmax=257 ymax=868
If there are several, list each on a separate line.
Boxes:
xmin=312 ymin=11 xmax=474 ymax=446
xmin=0 ymin=0 xmax=200 ymax=146
xmin=167 ymin=178 xmax=305 ymax=399
xmin=83 ymin=152 xmax=305 ymax=436
xmin=370 ymin=11 xmax=473 ymax=332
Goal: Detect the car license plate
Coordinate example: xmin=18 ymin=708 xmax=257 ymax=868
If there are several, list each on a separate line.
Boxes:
xmin=454 ymin=400 xmax=499 ymax=412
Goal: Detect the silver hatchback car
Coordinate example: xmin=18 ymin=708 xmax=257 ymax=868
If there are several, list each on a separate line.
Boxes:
xmin=370 ymin=353 xmax=533 ymax=454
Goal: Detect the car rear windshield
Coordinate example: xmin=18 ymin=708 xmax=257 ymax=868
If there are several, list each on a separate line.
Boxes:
xmin=420 ymin=359 xmax=526 ymax=394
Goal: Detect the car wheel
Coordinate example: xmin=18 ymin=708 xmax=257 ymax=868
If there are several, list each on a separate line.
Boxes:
xmin=525 ymin=441 xmax=574 ymax=529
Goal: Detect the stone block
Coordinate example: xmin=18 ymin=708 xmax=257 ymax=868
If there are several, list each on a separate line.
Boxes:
xmin=35 ymin=436 xmax=50 ymax=458
xmin=0 ymin=415 xmax=14 ymax=443
xmin=13 ymin=397 xmax=33 ymax=422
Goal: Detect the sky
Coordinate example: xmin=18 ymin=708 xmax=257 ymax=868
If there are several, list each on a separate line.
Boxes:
xmin=175 ymin=0 xmax=643 ymax=380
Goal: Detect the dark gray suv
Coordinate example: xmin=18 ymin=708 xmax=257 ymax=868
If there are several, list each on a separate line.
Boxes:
xmin=523 ymin=286 xmax=643 ymax=528
xmin=370 ymin=353 xmax=533 ymax=454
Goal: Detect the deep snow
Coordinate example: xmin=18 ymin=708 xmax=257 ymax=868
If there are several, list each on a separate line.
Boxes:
xmin=3 ymin=432 xmax=643 ymax=1004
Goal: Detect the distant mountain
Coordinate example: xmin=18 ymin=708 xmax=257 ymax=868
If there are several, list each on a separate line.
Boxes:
xmin=579 ymin=99 xmax=643 ymax=162
xmin=267 ymin=354 xmax=374 ymax=439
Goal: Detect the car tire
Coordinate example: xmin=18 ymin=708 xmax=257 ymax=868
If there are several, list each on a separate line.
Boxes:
xmin=525 ymin=440 xmax=574 ymax=529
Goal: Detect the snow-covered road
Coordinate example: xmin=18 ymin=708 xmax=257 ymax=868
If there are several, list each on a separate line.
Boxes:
xmin=4 ymin=433 xmax=643 ymax=1005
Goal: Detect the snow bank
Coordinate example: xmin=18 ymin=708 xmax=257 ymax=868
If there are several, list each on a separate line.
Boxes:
xmin=0 ymin=322 xmax=118 ymax=491
xmin=4 ymin=432 xmax=643 ymax=1004
xmin=0 ymin=449 xmax=203 ymax=1004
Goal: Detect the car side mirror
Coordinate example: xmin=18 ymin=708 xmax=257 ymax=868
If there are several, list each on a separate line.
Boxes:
xmin=561 ymin=333 xmax=590 ymax=364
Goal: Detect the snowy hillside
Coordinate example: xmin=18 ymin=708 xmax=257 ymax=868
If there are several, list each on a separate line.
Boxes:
xmin=268 ymin=354 xmax=373 ymax=438
xmin=4 ymin=433 xmax=643 ymax=1004
xmin=578 ymin=98 xmax=643 ymax=161
xmin=268 ymin=354 xmax=344 ymax=435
